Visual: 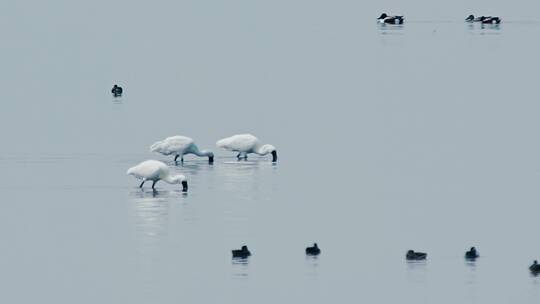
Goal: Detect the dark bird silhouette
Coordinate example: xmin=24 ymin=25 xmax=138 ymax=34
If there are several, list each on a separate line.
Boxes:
xmin=406 ymin=250 xmax=427 ymax=260
xmin=305 ymin=243 xmax=321 ymax=256
xmin=465 ymin=247 xmax=479 ymax=260
xmin=232 ymin=245 xmax=251 ymax=259
xmin=111 ymin=84 xmax=123 ymax=97
xmin=530 ymin=260 xmax=540 ymax=273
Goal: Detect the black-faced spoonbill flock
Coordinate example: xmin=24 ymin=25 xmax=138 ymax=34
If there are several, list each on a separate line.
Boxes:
xmin=127 ymin=133 xmax=277 ymax=192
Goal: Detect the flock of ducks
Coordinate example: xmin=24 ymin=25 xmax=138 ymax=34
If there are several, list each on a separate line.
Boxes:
xmin=377 ymin=13 xmax=502 ymax=24
xmin=232 ymin=243 xmax=321 ymax=259
xmin=232 ymin=245 xmax=540 ymax=274
xmin=407 ymin=248 xmax=540 ymax=276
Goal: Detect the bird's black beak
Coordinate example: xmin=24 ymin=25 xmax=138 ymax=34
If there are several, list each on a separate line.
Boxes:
xmin=182 ymin=180 xmax=188 ymax=192
xmin=271 ymin=150 xmax=277 ymax=162
xmin=209 ymin=156 xmax=214 ymax=164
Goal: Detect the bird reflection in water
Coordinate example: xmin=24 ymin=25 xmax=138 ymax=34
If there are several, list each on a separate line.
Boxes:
xmin=406 ymin=259 xmax=427 ymax=284
xmin=232 ymin=256 xmax=250 ymax=279
xmin=464 ymin=258 xmax=479 ymax=301
xmin=378 ymin=23 xmax=404 ymax=36
xmin=305 ymin=254 xmax=320 ymax=278
xmin=128 ymin=191 xmax=172 ymax=287
xmin=466 ymin=23 xmax=501 ymax=35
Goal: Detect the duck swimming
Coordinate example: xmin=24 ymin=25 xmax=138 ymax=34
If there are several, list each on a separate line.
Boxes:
xmin=232 ymin=246 xmax=251 ymax=259
xmin=111 ymin=84 xmax=123 ymax=97
xmin=465 ymin=15 xmax=501 ymax=24
xmin=406 ymin=250 xmax=427 ymax=260
xmin=305 ymin=243 xmax=321 ymax=256
xmin=377 ymin=13 xmax=404 ymax=25
xmin=465 ymin=247 xmax=479 ymax=260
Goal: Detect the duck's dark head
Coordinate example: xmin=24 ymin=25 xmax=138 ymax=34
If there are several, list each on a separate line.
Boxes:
xmin=535 ymin=260 xmax=538 ymax=265
xmin=378 ymin=13 xmax=388 ymax=19
xmin=314 ymin=243 xmax=318 ymax=248
xmin=466 ymin=14 xmax=474 ymax=21
xmin=471 ymin=247 xmax=476 ymax=251
xmin=242 ymin=245 xmax=248 ymax=251
xmin=182 ymin=180 xmax=188 ymax=192
xmin=271 ymin=150 xmax=277 ymax=162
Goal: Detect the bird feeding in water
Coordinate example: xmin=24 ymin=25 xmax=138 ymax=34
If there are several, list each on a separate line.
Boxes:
xmin=111 ymin=84 xmax=123 ymax=97
xmin=127 ymin=160 xmax=188 ymax=192
xmin=216 ymin=134 xmax=277 ymax=162
xmin=150 ymin=135 xmax=214 ymax=164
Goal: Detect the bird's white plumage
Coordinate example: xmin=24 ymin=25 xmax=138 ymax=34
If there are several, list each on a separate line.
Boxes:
xmin=216 ymin=134 xmax=276 ymax=160
xmin=127 ymin=160 xmax=186 ymax=187
xmin=127 ymin=160 xmax=167 ymax=180
xmin=216 ymin=134 xmax=260 ymax=153
xmin=150 ymin=136 xmax=213 ymax=161
xmin=150 ymin=136 xmax=194 ymax=155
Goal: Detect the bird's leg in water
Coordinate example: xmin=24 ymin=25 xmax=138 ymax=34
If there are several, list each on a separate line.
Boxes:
xmin=139 ymin=181 xmax=145 ymax=188
xmin=152 ymin=180 xmax=157 ymax=189
xmin=174 ymin=155 xmax=179 ymax=163
xmin=181 ymin=157 xmax=184 ymax=163
xmin=237 ymin=153 xmax=242 ymax=160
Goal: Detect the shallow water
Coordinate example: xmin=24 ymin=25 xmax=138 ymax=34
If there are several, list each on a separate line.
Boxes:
xmin=2 ymin=1 xmax=540 ymax=303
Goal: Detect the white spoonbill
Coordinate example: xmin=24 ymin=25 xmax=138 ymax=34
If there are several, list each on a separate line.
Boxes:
xmin=150 ymin=136 xmax=214 ymax=164
xmin=127 ymin=160 xmax=188 ymax=192
xmin=216 ymin=134 xmax=277 ymax=162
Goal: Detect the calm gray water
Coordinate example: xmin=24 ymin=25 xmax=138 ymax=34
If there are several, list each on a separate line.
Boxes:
xmin=2 ymin=1 xmax=540 ymax=303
